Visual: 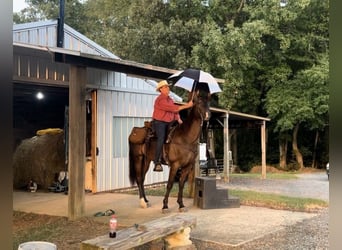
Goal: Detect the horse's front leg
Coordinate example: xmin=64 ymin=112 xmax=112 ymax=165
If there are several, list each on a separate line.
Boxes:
xmin=162 ymin=168 xmax=178 ymax=213
xmin=177 ymin=170 xmax=189 ymax=212
xmin=162 ymin=181 xmax=173 ymax=213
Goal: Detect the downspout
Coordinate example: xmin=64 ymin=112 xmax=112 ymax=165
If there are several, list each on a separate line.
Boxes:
xmin=57 ymin=0 xmax=65 ymax=48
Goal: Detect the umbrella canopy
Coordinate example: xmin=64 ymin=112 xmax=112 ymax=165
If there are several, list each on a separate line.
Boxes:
xmin=168 ymin=68 xmax=222 ymax=94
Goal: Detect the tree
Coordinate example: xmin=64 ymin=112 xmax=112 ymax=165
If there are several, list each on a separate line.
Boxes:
xmin=192 ymin=0 xmax=328 ymax=169
xmin=82 ymin=0 xmax=208 ymax=69
xmin=265 ymin=54 xmax=328 ymax=169
xmin=13 ymin=0 xmax=86 ymax=34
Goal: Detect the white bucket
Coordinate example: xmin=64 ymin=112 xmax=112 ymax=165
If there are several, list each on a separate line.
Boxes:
xmin=18 ymin=241 xmax=57 ymax=250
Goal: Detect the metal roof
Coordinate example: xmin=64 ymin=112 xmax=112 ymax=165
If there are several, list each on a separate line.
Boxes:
xmin=13 ymin=20 xmax=119 ymax=59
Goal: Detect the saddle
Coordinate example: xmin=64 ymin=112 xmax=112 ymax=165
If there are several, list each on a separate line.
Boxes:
xmin=128 ymin=121 xmax=178 ymax=165
xmin=128 ymin=121 xmax=153 ymax=144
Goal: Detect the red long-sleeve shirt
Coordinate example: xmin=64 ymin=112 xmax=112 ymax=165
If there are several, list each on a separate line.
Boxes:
xmin=152 ymin=94 xmax=180 ymax=122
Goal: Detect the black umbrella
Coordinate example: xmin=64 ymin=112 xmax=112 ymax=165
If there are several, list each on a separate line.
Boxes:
xmin=168 ymin=68 xmax=222 ymax=94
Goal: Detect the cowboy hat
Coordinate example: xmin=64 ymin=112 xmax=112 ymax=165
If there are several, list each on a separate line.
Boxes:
xmin=156 ymin=80 xmax=171 ymax=91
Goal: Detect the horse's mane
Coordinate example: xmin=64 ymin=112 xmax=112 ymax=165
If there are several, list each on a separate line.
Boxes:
xmin=174 ymin=95 xmax=206 ymax=138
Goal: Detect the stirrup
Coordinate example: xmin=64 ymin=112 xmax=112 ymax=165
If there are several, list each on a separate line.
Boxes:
xmin=153 ymin=163 xmax=163 ymax=172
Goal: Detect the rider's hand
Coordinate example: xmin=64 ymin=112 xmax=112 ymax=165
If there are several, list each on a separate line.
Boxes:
xmin=177 ymin=118 xmax=183 ymax=124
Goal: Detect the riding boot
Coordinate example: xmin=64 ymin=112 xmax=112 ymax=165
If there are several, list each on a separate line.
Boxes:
xmin=153 ymin=162 xmax=163 ymax=172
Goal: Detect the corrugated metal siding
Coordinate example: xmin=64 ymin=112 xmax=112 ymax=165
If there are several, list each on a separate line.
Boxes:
xmin=87 ymin=68 xmax=158 ymax=94
xmin=96 ymin=89 xmax=169 ymax=192
xmin=13 ymin=53 xmax=69 ymax=83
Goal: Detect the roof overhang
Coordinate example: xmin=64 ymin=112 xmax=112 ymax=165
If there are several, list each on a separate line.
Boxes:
xmin=13 ymin=43 xmax=225 ymax=83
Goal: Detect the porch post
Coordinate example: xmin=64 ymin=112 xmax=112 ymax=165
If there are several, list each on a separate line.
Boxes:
xmin=223 ymin=113 xmax=230 ymax=183
xmin=68 ymin=65 xmax=87 ymax=220
xmin=261 ymin=120 xmax=266 ymax=179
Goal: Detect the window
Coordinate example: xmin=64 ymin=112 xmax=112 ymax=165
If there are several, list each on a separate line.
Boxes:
xmin=113 ymin=117 xmax=150 ymax=157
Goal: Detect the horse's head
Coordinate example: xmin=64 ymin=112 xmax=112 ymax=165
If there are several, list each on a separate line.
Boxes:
xmin=189 ymin=89 xmax=211 ymax=121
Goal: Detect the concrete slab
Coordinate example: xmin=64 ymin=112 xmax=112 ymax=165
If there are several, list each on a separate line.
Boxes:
xmin=13 ymin=191 xmax=317 ymax=247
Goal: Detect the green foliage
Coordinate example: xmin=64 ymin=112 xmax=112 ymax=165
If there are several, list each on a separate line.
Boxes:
xmin=13 ymin=0 xmax=86 ymax=34
xmin=81 ymin=0 xmax=208 ymax=69
xmin=265 ymin=54 xmax=328 ymax=133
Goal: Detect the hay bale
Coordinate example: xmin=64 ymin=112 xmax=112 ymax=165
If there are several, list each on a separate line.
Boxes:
xmin=36 ymin=128 xmax=63 ymax=136
xmin=13 ymin=130 xmax=66 ymax=190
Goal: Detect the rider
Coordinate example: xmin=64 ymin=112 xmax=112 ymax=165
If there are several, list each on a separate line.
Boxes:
xmin=152 ymin=80 xmax=193 ymax=172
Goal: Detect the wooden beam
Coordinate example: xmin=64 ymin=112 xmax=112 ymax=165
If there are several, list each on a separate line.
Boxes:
xmin=68 ymin=65 xmax=86 ymax=220
xmin=261 ymin=120 xmax=266 ymax=179
xmin=223 ymin=113 xmax=230 ymax=183
xmin=81 ymin=214 xmax=196 ymax=250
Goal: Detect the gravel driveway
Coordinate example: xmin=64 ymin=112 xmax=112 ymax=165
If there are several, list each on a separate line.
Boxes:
xmin=223 ymin=172 xmax=329 ymax=202
xmin=217 ymin=172 xmax=329 ymax=249
xmin=236 ymin=208 xmax=328 ymax=250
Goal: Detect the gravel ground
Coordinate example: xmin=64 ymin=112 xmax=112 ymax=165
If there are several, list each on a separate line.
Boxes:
xmin=222 ymin=172 xmax=329 ymax=202
xmin=238 ymin=208 xmax=329 ymax=250
xmin=210 ymin=172 xmax=329 ymax=249
xmin=192 ymin=208 xmax=328 ymax=250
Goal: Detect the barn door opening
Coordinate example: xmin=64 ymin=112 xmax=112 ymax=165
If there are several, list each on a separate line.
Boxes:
xmin=85 ymin=90 xmax=97 ymax=193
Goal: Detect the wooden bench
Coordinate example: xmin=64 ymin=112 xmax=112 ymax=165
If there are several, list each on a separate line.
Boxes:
xmin=81 ymin=214 xmax=197 ymax=250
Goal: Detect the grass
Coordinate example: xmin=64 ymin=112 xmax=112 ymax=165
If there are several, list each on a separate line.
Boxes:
xmin=229 ymin=173 xmax=299 ymax=179
xmin=229 ymin=189 xmax=328 ymax=212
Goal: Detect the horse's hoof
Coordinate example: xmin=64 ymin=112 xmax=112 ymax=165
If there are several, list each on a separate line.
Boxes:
xmin=179 ymin=207 xmax=188 ymax=213
xmin=162 ymin=208 xmax=170 ymax=214
xmin=139 ymin=198 xmax=148 ymax=208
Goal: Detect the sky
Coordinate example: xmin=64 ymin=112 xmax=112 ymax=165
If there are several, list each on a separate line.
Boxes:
xmin=13 ymin=0 xmax=29 ymax=12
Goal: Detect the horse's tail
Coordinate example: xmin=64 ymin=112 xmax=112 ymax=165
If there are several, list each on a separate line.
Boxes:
xmin=128 ymin=141 xmax=137 ymax=186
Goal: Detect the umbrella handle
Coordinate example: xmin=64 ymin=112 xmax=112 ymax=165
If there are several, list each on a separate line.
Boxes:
xmin=189 ymin=80 xmax=198 ymax=101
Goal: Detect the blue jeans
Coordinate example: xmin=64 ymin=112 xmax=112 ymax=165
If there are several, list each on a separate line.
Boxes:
xmin=153 ymin=120 xmax=170 ymax=164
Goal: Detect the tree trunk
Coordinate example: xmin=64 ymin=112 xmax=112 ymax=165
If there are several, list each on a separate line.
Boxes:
xmin=292 ymin=123 xmax=304 ymax=169
xmin=279 ymin=136 xmax=287 ymax=169
xmin=312 ymin=130 xmax=319 ymax=168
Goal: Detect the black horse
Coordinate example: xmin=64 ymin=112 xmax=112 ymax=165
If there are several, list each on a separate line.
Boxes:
xmin=128 ymin=90 xmax=211 ymax=212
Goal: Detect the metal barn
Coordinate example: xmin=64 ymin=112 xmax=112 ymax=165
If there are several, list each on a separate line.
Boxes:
xmin=13 ymin=20 xmax=181 ymax=193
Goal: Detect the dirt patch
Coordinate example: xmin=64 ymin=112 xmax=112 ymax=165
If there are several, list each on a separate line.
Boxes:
xmin=13 ymin=211 xmax=109 ymax=250
xmin=250 ymin=165 xmax=285 ymax=173
xmin=250 ymin=165 xmax=324 ymax=174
